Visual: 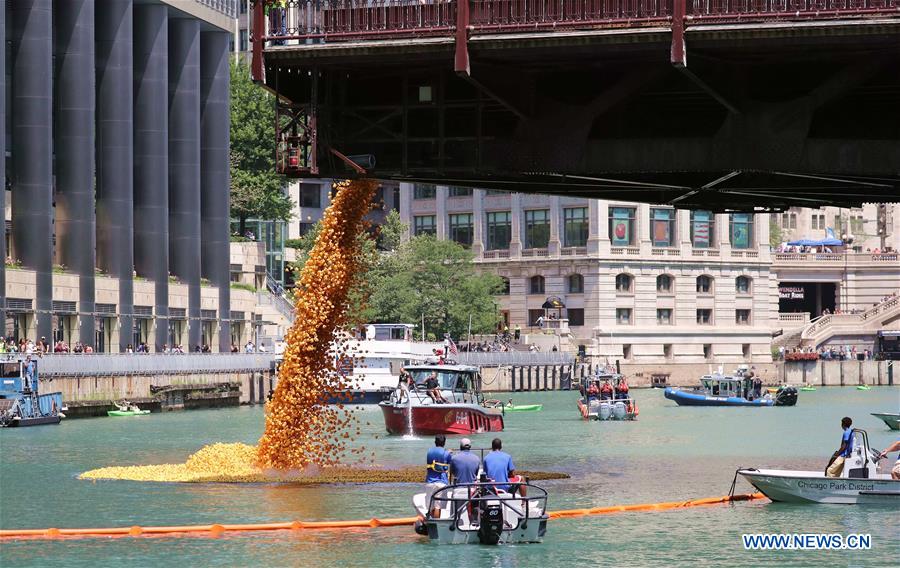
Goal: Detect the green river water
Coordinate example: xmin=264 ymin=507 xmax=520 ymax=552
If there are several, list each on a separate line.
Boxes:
xmin=1 ymin=387 xmax=898 ymax=567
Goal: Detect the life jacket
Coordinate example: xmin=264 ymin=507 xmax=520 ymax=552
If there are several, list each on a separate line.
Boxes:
xmin=600 ymin=383 xmax=612 ymax=394
xmin=616 ymin=382 xmax=629 ymax=393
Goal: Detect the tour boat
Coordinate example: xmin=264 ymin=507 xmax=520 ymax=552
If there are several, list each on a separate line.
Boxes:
xmin=576 ymin=372 xmax=638 ymax=420
xmin=379 ymin=364 xmax=504 ymax=435
xmin=0 ymin=357 xmax=65 ymax=427
xmin=871 ymin=412 xmax=899 ymax=430
xmin=665 ymin=367 xmax=797 ymax=407
xmin=737 ymin=429 xmax=900 ymax=504
xmin=413 ymin=481 xmax=549 ymax=544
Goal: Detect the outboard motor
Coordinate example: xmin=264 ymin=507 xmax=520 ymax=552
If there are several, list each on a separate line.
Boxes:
xmin=477 ymin=501 xmax=504 ymax=545
xmin=413 ymin=519 xmax=429 ymax=536
xmin=774 ymin=386 xmax=798 ymax=407
xmin=613 ymin=401 xmax=627 ymax=420
xmin=599 ymin=402 xmax=611 ymax=421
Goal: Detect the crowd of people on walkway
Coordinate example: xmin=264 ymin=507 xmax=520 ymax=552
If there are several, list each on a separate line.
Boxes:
xmin=779 ymin=345 xmax=876 ymax=361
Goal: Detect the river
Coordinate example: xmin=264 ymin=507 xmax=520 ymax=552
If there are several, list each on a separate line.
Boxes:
xmin=2 ymin=387 xmax=898 ymax=566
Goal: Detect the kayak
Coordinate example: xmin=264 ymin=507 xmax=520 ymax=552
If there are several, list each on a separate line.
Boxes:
xmin=505 ymin=404 xmax=543 ymax=412
xmin=800 ymin=386 xmax=816 ymax=392
xmin=107 ymin=410 xmax=151 ymax=417
xmin=857 ymin=385 xmax=872 ymax=391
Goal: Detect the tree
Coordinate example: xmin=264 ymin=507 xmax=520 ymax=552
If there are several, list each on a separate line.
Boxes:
xmin=769 ymin=218 xmax=783 ymax=248
xmin=368 ymin=236 xmax=503 ymax=340
xmin=230 ymin=61 xmax=293 ymax=235
xmin=377 ymin=210 xmax=407 ymax=251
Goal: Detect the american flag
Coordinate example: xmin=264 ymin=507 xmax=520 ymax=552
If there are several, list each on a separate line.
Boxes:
xmin=447 ymin=337 xmax=459 ymax=356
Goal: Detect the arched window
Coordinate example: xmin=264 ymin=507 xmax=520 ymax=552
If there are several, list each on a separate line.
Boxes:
xmin=696 ymin=275 xmax=713 ymax=294
xmin=735 ymin=276 xmax=751 ymax=295
xmin=568 ymin=274 xmax=584 ymax=294
xmin=529 ymin=275 xmax=545 ymax=295
xmin=615 ymin=273 xmax=632 ymax=293
xmin=656 ymin=274 xmax=673 ymax=293
xmin=498 ymin=277 xmax=510 ymax=295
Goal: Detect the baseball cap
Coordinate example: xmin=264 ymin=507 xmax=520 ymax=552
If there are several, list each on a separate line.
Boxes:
xmin=460 ymin=438 xmax=471 ymax=449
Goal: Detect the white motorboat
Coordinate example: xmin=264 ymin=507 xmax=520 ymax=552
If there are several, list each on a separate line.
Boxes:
xmin=737 ymin=429 xmax=900 ymax=504
xmin=413 ymin=481 xmax=549 ymax=544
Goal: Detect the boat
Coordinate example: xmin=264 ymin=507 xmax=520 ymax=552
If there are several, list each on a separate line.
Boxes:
xmin=413 ymin=481 xmax=549 ymax=544
xmin=0 ymin=356 xmax=65 ymax=427
xmin=665 ymin=366 xmax=797 ymax=407
xmin=800 ymin=386 xmax=817 ymax=392
xmin=483 ymin=400 xmax=543 ymax=412
xmin=871 ymin=412 xmax=900 ymax=430
xmin=576 ymin=372 xmax=638 ymax=420
xmin=379 ymin=363 xmax=504 ymax=435
xmin=857 ymin=385 xmax=872 ymax=391
xmin=737 ymin=429 xmax=900 ymax=504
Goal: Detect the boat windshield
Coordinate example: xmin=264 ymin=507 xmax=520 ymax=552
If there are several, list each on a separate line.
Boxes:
xmin=410 ymin=369 xmax=473 ymax=391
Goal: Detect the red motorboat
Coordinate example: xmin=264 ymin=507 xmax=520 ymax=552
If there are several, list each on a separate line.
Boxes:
xmin=379 ymin=364 xmax=504 ymax=435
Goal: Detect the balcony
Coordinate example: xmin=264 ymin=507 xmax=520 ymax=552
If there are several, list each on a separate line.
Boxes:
xmin=521 ymin=247 xmax=550 ymax=257
xmin=772 ymin=251 xmax=899 ymax=268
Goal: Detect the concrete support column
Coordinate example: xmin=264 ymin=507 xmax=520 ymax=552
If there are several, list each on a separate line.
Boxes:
xmin=472 ymin=189 xmax=485 ymax=256
xmin=587 ymin=199 xmax=601 ymax=255
xmin=134 ymin=3 xmax=169 ymax=351
xmin=509 ymin=193 xmax=522 ymax=258
xmin=435 ymin=186 xmax=448 ymax=239
xmin=96 ymin=0 xmax=134 ymax=352
xmin=678 ymin=209 xmax=691 ymax=254
xmin=200 ymin=31 xmax=232 ymax=353
xmin=55 ymin=0 xmax=96 ymax=348
xmin=548 ymin=195 xmax=561 ymax=255
xmin=399 ymin=183 xmax=413 ymax=240
xmin=719 ymin=213 xmax=731 ymax=252
xmin=597 ymin=200 xmax=610 ymax=256
xmin=168 ymin=18 xmax=202 ymax=350
xmin=638 ymin=203 xmax=651 ymax=255
xmin=10 ymin=0 xmax=54 ymax=341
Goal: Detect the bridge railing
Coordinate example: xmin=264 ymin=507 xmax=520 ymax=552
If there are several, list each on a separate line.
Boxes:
xmin=259 ymin=0 xmax=898 ymax=44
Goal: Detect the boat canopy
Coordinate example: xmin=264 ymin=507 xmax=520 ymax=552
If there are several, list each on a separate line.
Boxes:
xmin=786 ymin=237 xmax=843 ymax=247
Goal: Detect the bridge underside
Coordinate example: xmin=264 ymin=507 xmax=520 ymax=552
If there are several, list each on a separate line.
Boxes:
xmin=263 ymin=20 xmax=900 ymax=210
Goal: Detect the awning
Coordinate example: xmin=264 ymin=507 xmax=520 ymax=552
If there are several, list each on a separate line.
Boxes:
xmin=786 ymin=237 xmax=843 ymax=246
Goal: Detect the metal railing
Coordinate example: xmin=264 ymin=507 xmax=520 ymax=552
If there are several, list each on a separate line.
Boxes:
xmin=263 ymin=274 xmax=297 ymax=323
xmin=257 ymin=0 xmax=898 ymax=44
xmin=456 ymin=351 xmax=574 ymax=366
xmin=196 ymin=0 xmax=239 ymax=18
xmin=31 ymin=353 xmax=278 ymax=377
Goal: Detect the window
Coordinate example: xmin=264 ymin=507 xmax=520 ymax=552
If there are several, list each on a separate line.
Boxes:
xmin=528 ymin=309 xmax=544 ymax=326
xmin=609 ymin=207 xmax=636 ymax=246
xmin=703 ymin=344 xmax=713 ymax=359
xmin=568 ymin=274 xmax=584 ymax=294
xmin=448 ymin=214 xmax=473 ymax=247
xmin=623 ymin=344 xmax=633 ymax=360
xmin=413 ymin=183 xmax=436 ymax=199
xmin=529 ymin=275 xmax=545 ymax=295
xmin=297 ymin=222 xmax=315 ymax=236
xmin=524 ymin=210 xmax=550 ymax=249
xmin=850 ymin=215 xmax=865 ymax=235
xmin=485 ymin=211 xmax=511 ymax=251
xmin=742 ymin=344 xmax=751 ymax=359
xmin=691 ymin=211 xmax=715 ymax=248
xmin=498 ymin=277 xmax=510 ymax=295
xmin=735 ymin=276 xmax=751 ymax=295
xmin=615 ymin=273 xmax=633 ymax=293
xmin=650 ymin=208 xmax=675 ymax=247
xmin=616 ymin=308 xmax=632 ymax=325
xmin=664 ymin=344 xmax=673 ymax=360
xmin=811 ymin=214 xmax=825 ymax=230
xmin=696 ymin=309 xmax=713 ymax=325
xmin=298 ymin=184 xmax=321 ymax=208
xmin=657 ymin=274 xmax=673 ymax=293
xmin=564 ymin=207 xmax=589 ymax=247
xmin=413 ymin=215 xmax=436 ymax=236
xmin=486 ymin=190 xmax=507 ymax=196
xmin=448 ymin=186 xmax=472 ymax=197
xmin=696 ymin=275 xmax=713 ymax=294
xmin=730 ymin=213 xmax=753 ymax=249
xmin=736 ymin=309 xmax=751 ymax=325
xmin=568 ymin=308 xmax=585 ymax=327
xmin=239 ymin=29 xmax=248 ymax=52
xmin=782 ymin=212 xmax=797 ymax=229
xmin=657 ymin=309 xmax=672 ymax=325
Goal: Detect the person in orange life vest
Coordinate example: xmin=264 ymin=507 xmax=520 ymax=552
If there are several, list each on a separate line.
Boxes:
xmin=600 ymin=380 xmax=613 ymax=400
xmin=587 ymin=381 xmax=599 ymax=398
xmin=615 ymin=379 xmax=629 ymax=400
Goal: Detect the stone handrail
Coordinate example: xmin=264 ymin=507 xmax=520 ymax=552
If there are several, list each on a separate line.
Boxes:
xmin=778 ymin=312 xmax=810 ymax=324
xmin=801 ymin=294 xmax=900 ymax=346
xmin=26 ymin=353 xmax=279 ymax=377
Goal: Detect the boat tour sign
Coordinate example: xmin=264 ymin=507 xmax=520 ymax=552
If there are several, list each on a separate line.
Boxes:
xmin=779 ymin=286 xmax=805 ymax=300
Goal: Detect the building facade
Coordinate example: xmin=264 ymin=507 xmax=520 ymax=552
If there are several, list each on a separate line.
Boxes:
xmin=2 ymin=0 xmax=239 ymax=352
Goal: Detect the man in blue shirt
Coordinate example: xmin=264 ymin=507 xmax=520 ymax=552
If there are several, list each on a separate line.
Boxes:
xmin=450 ymin=438 xmax=481 ymax=484
xmin=826 ymin=417 xmax=854 ymax=477
xmin=483 ymin=438 xmax=526 ymax=496
xmin=424 ymin=435 xmax=451 ymax=517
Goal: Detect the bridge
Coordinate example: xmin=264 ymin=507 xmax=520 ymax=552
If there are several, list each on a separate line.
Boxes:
xmin=249 ymin=0 xmax=899 ymax=210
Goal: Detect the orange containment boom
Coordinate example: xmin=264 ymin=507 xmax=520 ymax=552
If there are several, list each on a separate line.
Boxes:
xmin=0 ymin=493 xmax=765 ymax=540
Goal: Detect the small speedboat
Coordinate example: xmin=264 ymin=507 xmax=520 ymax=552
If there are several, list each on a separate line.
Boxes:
xmin=871 ymin=412 xmax=900 ymax=430
xmin=737 ymin=429 xmax=900 ymax=504
xmin=665 ymin=367 xmax=797 ymax=407
xmin=857 ymin=385 xmax=872 ymax=391
xmin=576 ymin=372 xmax=638 ymax=420
xmin=413 ymin=481 xmax=549 ymax=544
xmin=800 ymin=386 xmax=817 ymax=392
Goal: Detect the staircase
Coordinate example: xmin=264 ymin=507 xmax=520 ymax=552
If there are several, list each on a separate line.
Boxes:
xmin=800 ymin=294 xmax=900 ymax=349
